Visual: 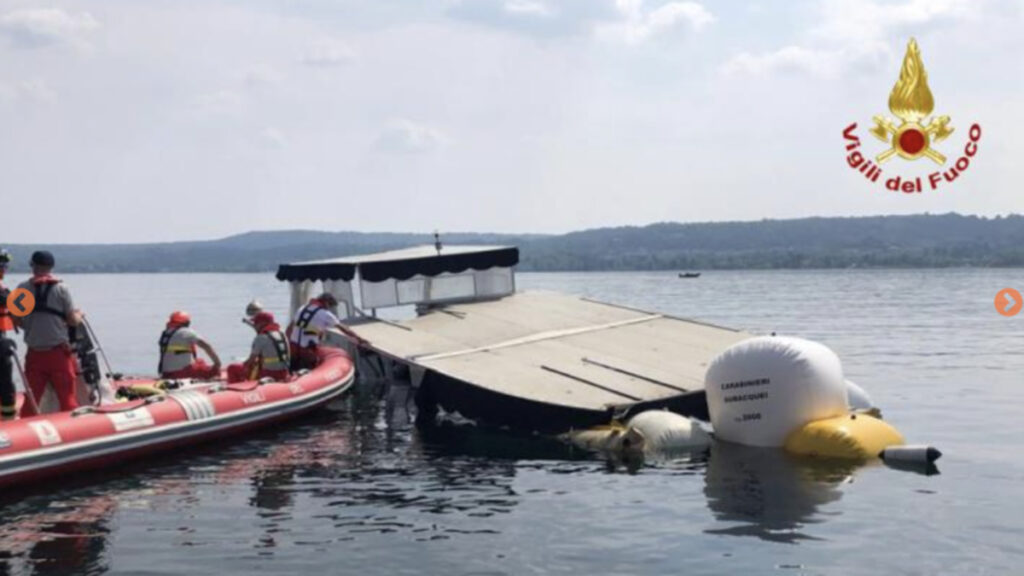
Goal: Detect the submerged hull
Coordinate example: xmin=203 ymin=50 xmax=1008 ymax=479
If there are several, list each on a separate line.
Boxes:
xmin=416 ymin=369 xmax=710 ymax=433
xmin=0 ymin=348 xmax=354 ymax=488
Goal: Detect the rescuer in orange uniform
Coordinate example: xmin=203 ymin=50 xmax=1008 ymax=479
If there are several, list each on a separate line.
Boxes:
xmin=0 ymin=249 xmax=18 ymax=419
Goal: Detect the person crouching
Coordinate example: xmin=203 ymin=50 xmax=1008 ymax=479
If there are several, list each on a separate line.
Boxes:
xmin=227 ymin=312 xmax=290 ymax=383
xmin=158 ymin=311 xmax=222 ymax=380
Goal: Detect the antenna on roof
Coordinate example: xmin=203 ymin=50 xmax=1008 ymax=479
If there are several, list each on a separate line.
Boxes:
xmin=434 ymin=230 xmax=442 ymax=255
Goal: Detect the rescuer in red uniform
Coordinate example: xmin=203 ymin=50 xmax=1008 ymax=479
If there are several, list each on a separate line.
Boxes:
xmin=227 ymin=311 xmax=291 ymax=383
xmin=17 ymin=251 xmax=84 ymax=417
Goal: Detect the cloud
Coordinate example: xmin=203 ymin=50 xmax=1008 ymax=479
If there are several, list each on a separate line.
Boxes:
xmin=377 ymin=118 xmax=450 ymax=154
xmin=503 ymin=1 xmax=554 ymax=17
xmin=595 ymin=1 xmax=714 ymax=44
xmin=241 ymin=66 xmax=283 ymax=89
xmin=258 ymin=127 xmax=288 ymax=149
xmin=445 ymin=0 xmax=616 ymax=37
xmin=724 ymin=46 xmax=848 ymax=78
xmin=0 ymin=78 xmax=57 ymax=104
xmin=194 ymin=90 xmax=244 ymax=115
xmin=0 ymin=8 xmax=98 ymax=49
xmin=300 ymin=39 xmax=356 ymax=68
xmin=814 ymin=0 xmax=972 ymax=45
xmin=724 ymin=0 xmax=972 ymax=78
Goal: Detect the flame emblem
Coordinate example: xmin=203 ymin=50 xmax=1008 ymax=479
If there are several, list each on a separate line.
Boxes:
xmin=870 ymin=38 xmax=954 ymax=164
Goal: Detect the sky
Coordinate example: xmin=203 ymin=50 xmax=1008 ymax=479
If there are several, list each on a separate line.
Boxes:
xmin=1 ymin=0 xmax=1023 ymax=243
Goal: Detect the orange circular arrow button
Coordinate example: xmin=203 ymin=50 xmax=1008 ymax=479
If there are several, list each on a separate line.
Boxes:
xmin=6 ymin=288 xmax=35 ymax=318
xmin=995 ymin=288 xmax=1022 ymax=317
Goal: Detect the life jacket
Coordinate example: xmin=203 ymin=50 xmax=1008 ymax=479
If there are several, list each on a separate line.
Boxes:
xmin=28 ymin=275 xmax=77 ymax=343
xmin=257 ymin=324 xmax=290 ymax=372
xmin=158 ymin=326 xmax=196 ymax=374
xmin=0 ymin=281 xmax=12 ymax=333
xmin=291 ymin=301 xmax=325 ymax=346
xmin=29 ymin=275 xmax=67 ymax=320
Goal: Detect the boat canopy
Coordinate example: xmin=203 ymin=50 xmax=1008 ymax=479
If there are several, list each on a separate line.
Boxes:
xmin=277 ymin=245 xmax=519 ymax=320
xmin=276 ymin=245 xmax=518 ymax=283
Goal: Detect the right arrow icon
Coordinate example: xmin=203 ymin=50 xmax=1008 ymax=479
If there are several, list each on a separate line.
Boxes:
xmin=996 ymin=288 xmax=1023 ymax=317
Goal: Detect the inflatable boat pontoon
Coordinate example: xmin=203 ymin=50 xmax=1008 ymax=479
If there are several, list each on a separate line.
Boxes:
xmin=0 ymin=348 xmax=354 ymax=488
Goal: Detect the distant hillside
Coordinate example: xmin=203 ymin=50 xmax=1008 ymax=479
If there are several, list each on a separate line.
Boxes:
xmin=3 ymin=213 xmax=1023 ymax=272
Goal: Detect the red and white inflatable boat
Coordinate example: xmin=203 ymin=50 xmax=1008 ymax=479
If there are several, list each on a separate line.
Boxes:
xmin=0 ymin=347 xmax=354 ymax=488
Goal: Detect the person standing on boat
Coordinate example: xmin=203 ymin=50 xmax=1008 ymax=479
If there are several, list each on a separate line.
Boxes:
xmin=227 ymin=311 xmax=290 ymax=383
xmin=16 ymin=251 xmax=84 ymax=417
xmin=287 ymin=292 xmax=367 ymax=371
xmin=0 ymin=249 xmax=18 ymax=419
xmin=158 ymin=311 xmax=222 ymax=380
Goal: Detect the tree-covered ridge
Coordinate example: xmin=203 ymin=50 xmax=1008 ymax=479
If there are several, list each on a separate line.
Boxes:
xmin=3 ymin=213 xmax=1023 ymax=273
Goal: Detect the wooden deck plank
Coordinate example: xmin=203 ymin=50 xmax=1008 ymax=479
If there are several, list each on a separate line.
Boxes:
xmin=349 ymin=291 xmax=751 ymax=411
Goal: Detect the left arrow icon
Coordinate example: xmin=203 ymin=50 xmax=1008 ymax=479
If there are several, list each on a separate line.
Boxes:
xmin=6 ymin=288 xmax=35 ymax=318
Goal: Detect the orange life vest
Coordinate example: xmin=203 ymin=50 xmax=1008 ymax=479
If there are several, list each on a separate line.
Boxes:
xmin=0 ymin=281 xmax=12 ymax=333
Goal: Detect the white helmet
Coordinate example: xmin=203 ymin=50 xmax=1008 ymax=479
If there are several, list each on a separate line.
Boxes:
xmin=245 ymin=299 xmax=264 ymax=318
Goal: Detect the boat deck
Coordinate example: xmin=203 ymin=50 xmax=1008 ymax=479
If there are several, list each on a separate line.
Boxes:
xmin=349 ymin=291 xmax=749 ymax=414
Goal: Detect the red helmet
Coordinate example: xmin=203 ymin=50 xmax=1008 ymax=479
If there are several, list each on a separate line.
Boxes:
xmin=252 ymin=311 xmax=275 ymax=328
xmin=167 ymin=310 xmax=191 ymax=327
xmin=316 ymin=292 xmax=338 ymax=308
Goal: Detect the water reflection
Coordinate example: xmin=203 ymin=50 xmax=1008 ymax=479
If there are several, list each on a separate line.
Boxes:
xmin=0 ymin=493 xmax=114 ymax=576
xmin=703 ymin=442 xmax=859 ymax=543
xmin=0 ymin=381 xmax=880 ymax=572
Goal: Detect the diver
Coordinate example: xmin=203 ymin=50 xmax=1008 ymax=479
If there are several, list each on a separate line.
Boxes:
xmin=227 ymin=311 xmax=290 ymax=383
xmin=158 ymin=311 xmax=222 ymax=380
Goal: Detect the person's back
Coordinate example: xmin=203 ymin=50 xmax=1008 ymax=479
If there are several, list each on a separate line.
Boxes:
xmin=288 ymin=300 xmax=339 ymax=349
xmin=158 ymin=311 xmax=221 ymax=380
xmin=288 ymin=293 xmax=369 ymax=371
xmin=252 ymin=330 xmax=290 ymax=377
xmin=17 ymin=251 xmax=82 ymax=417
xmin=228 ymin=312 xmax=290 ymax=383
xmin=19 ymin=278 xmax=74 ymax=351
xmin=158 ymin=325 xmax=199 ymax=374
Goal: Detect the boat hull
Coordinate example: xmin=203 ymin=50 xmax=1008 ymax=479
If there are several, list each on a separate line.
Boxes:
xmin=417 ymin=369 xmax=709 ymax=434
xmin=0 ymin=348 xmax=354 ymax=488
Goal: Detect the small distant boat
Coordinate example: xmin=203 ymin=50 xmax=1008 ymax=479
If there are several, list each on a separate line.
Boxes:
xmin=678 ymin=272 xmax=701 ymax=279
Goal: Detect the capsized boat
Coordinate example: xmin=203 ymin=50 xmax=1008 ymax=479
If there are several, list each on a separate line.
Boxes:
xmin=0 ymin=348 xmax=354 ymax=488
xmin=276 ymin=245 xmax=748 ymax=433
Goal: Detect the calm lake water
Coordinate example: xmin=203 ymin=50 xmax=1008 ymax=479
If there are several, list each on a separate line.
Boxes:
xmin=1 ymin=270 xmax=1022 ymax=575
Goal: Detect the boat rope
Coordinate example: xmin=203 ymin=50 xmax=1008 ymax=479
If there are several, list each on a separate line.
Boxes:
xmin=413 ymin=314 xmax=663 ymax=362
xmin=579 ymin=297 xmax=742 ymax=333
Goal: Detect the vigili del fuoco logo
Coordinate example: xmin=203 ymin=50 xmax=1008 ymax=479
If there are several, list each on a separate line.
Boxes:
xmin=842 ymin=38 xmax=981 ymax=193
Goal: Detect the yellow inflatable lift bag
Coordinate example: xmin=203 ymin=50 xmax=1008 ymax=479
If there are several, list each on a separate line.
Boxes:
xmin=784 ymin=413 xmax=905 ymax=460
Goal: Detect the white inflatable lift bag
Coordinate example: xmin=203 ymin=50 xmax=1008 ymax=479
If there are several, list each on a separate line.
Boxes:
xmin=627 ymin=410 xmax=711 ymax=452
xmin=844 ymin=379 xmax=874 ymax=411
xmin=705 ymin=336 xmax=848 ymax=447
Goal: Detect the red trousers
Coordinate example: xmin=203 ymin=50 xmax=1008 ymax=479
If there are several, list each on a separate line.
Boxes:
xmin=20 ymin=346 xmax=79 ymax=418
xmin=227 ymin=362 xmax=289 ymax=384
xmin=289 ymin=343 xmax=319 ymax=371
xmin=162 ymin=359 xmax=220 ymax=380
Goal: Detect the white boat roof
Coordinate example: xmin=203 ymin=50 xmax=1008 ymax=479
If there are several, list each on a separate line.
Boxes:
xmin=294 ymin=244 xmax=515 ymax=266
xmin=276 ymin=244 xmax=519 ymax=283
